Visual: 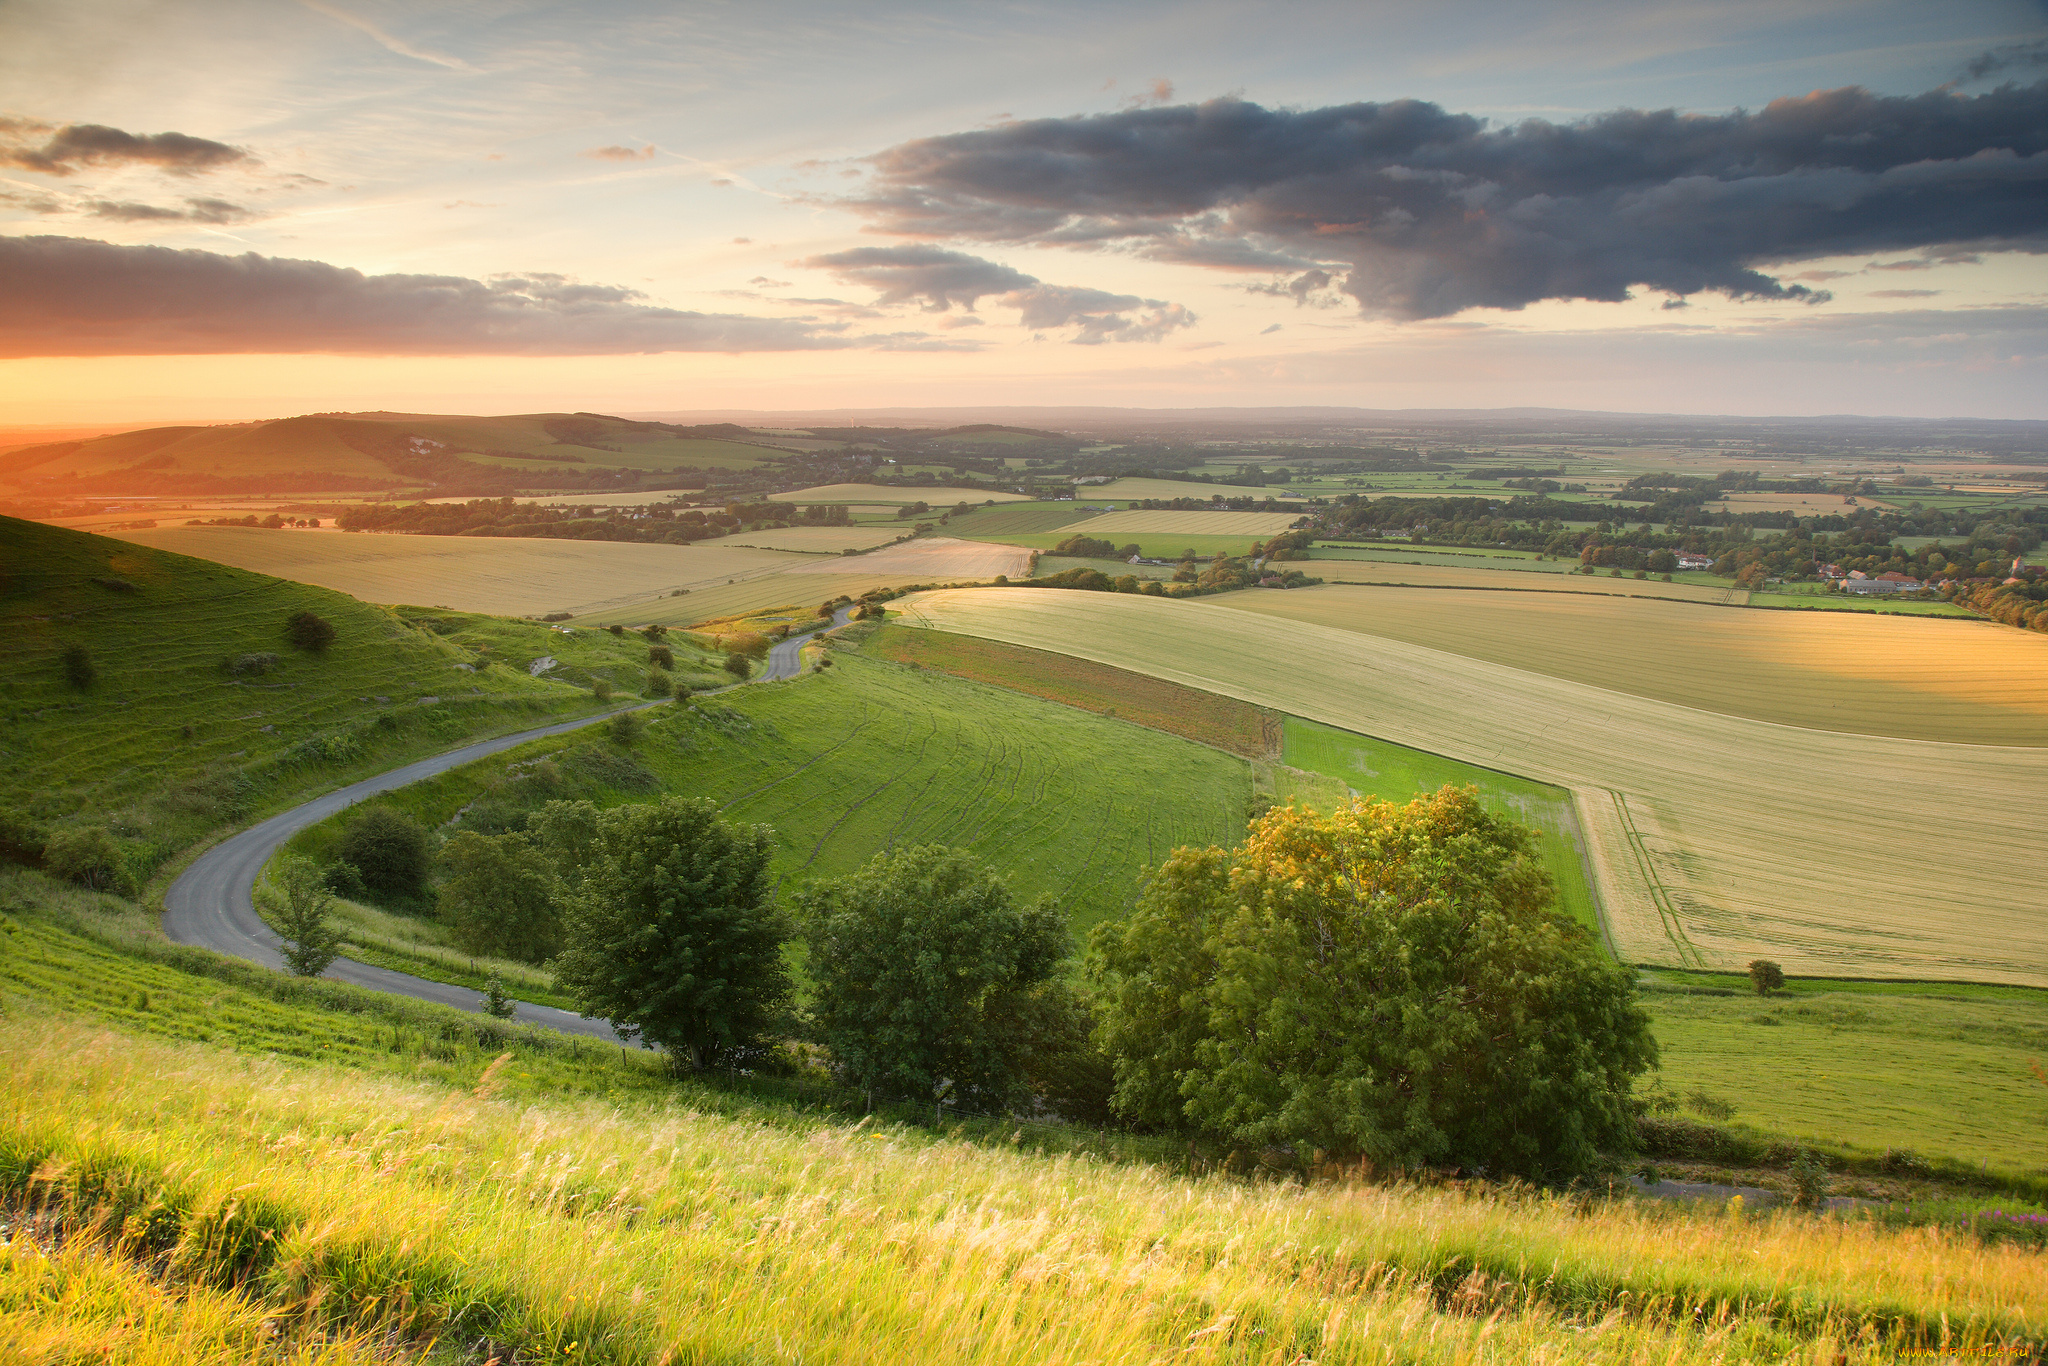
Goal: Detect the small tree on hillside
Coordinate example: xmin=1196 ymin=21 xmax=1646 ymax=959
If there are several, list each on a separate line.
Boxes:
xmin=286 ymin=610 xmax=336 ymax=651
xmin=648 ymin=644 xmax=674 ymax=670
xmin=797 ymin=846 xmax=1069 ymax=1114
xmin=45 ymin=826 xmax=122 ymax=891
xmin=552 ymin=797 xmax=788 ymax=1070
xmin=335 ymin=807 xmax=432 ymax=902
xmin=275 ymin=855 xmax=343 ymax=977
xmin=723 ymin=652 xmax=752 ymax=680
xmin=1747 ymin=959 xmax=1786 ymax=996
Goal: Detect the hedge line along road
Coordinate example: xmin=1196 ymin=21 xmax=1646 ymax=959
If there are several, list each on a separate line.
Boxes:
xmin=160 ymin=606 xmax=853 ymax=1037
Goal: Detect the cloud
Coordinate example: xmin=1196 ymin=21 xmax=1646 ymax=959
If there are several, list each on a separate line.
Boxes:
xmin=845 ymin=83 xmax=2048 ymax=320
xmin=84 ymin=197 xmax=256 ymax=224
xmin=1870 ymin=289 xmax=1942 ymax=298
xmin=0 ymin=236 xmax=877 ymax=357
xmin=0 ymin=117 xmax=250 ymax=177
xmin=1121 ymin=78 xmax=1175 ymax=110
xmin=803 ymin=243 xmax=1196 ymax=342
xmin=582 ymin=144 xmax=657 ymax=162
xmin=1259 ymin=323 xmax=1282 ymax=334
xmin=1246 ymin=267 xmax=1339 ymax=306
xmin=298 ymin=0 xmax=474 ymax=71
xmin=1955 ymin=39 xmax=2048 ymax=87
xmin=748 ymin=276 xmax=791 ymax=287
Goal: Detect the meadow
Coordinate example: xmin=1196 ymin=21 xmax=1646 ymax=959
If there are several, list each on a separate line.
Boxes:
xmin=945 ymin=501 xmax=1111 ymax=537
xmin=285 ymin=651 xmax=1253 ymax=938
xmin=894 ymin=588 xmax=2048 ymax=985
xmin=696 ymin=524 xmax=907 ymax=553
xmin=1088 ymin=475 xmax=1314 ymax=502
xmin=1218 ymin=584 xmax=2048 ymax=746
xmin=108 ymin=525 xmax=801 ymax=618
xmin=3 ymin=933 xmax=2041 ymax=1366
xmin=1306 ymin=555 xmax=1750 ymax=602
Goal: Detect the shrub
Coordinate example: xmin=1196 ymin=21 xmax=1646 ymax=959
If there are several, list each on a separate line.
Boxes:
xmin=609 ymin=710 xmax=646 ymax=745
xmin=608 ymin=624 xmax=625 ymax=636
xmin=285 ymin=610 xmax=336 ymax=651
xmin=723 ymin=653 xmax=752 ymax=680
xmin=0 ymin=808 xmax=47 ymax=867
xmin=1790 ymin=1148 xmax=1830 ymax=1208
xmin=481 ymin=978 xmax=517 ymax=1019
xmin=541 ymin=611 xmax=573 ymax=622
xmin=1683 ymin=1088 xmax=1737 ymax=1122
xmin=440 ymin=831 xmax=563 ymax=964
xmin=592 ymin=678 xmax=613 ymax=702
xmin=334 ymin=807 xmax=431 ymax=902
xmin=1747 ymin=959 xmax=1785 ymax=995
xmin=648 ymin=644 xmax=674 ymax=670
xmin=61 ymin=645 xmax=95 ymax=689
xmin=228 ymin=652 xmax=278 ymax=676
xmin=45 ymin=826 xmax=124 ymax=891
xmin=323 ymin=860 xmax=368 ymax=900
xmin=644 ymin=670 xmax=673 ymax=698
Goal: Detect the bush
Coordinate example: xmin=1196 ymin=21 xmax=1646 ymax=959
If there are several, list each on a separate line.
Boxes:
xmin=1053 ymin=535 xmax=1118 ymax=558
xmin=1790 ymin=1148 xmax=1830 ymax=1208
xmin=334 ymin=807 xmax=431 ymax=902
xmin=61 ymin=645 xmax=95 ymax=689
xmin=286 ymin=610 xmax=336 ymax=651
xmin=0 ymin=808 xmax=47 ymax=867
xmin=592 ymin=678 xmax=613 ymax=702
xmin=323 ymin=860 xmax=368 ymax=900
xmin=608 ymin=624 xmax=625 ymax=636
xmin=723 ymin=653 xmax=752 ymax=680
xmin=480 ymin=977 xmax=517 ymax=1019
xmin=44 ymin=826 xmax=124 ymax=891
xmin=440 ymin=831 xmax=563 ymax=964
xmin=644 ymin=670 xmax=673 ymax=698
xmin=1747 ymin=959 xmax=1785 ymax=995
xmin=648 ymin=644 xmax=674 ymax=670
xmin=609 ymin=710 xmax=646 ymax=745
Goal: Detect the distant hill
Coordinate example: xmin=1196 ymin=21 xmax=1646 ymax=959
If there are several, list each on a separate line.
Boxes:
xmin=0 ymin=411 xmax=797 ymax=498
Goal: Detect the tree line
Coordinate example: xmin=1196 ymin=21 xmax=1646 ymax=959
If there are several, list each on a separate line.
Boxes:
xmin=273 ymin=782 xmax=1654 ymax=1181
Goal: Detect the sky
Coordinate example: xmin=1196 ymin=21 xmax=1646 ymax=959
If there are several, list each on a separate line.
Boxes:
xmin=1 ymin=0 xmax=2045 ymax=424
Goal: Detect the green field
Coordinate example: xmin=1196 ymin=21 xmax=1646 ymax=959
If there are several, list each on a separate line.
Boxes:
xmin=1746 ymin=588 xmax=1977 ymax=617
xmin=287 ymin=651 xmax=1254 ymax=938
xmin=964 ymin=530 xmax=1276 ymax=558
xmin=1279 ymin=717 xmax=1601 ymax=935
xmin=946 ymin=501 xmax=1109 ymax=537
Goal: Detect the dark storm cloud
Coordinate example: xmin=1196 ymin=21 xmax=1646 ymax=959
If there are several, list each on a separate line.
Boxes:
xmin=847 ymin=83 xmax=2048 ymax=319
xmin=0 ymin=118 xmax=251 ymax=176
xmin=1957 ymin=39 xmax=2048 ymax=85
xmin=0 ymin=236 xmax=880 ymax=357
xmin=804 ymin=243 xmax=1195 ymax=342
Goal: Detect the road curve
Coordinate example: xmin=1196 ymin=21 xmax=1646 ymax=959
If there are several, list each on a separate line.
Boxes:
xmin=161 ymin=606 xmax=854 ymax=1037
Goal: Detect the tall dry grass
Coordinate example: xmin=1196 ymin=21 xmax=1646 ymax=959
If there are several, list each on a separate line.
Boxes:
xmin=4 ymin=1017 xmax=2039 ymax=1364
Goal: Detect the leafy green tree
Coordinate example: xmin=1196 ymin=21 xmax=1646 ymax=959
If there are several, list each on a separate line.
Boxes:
xmin=529 ymin=799 xmax=601 ymax=872
xmin=1093 ymin=787 xmax=1656 ymax=1179
xmin=609 ymin=709 xmax=646 ymax=744
xmin=334 ymin=807 xmax=431 ymax=902
xmin=1747 ymin=959 xmax=1785 ymax=995
xmin=648 ymin=644 xmax=674 ymax=670
xmin=723 ymin=652 xmax=752 ymax=680
xmin=439 ymin=830 xmax=564 ymax=963
xmin=552 ymin=797 xmax=788 ymax=1069
xmin=274 ymin=855 xmax=343 ymax=977
xmin=796 ymin=846 xmax=1069 ymax=1113
xmin=45 ymin=826 xmax=123 ymax=891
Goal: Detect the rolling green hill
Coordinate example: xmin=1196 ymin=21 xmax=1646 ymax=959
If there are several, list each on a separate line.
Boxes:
xmin=0 ymin=515 xmax=659 ymax=890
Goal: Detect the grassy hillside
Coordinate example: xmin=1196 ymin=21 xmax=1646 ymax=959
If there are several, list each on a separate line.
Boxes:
xmin=0 ymin=516 xmax=670 ymax=888
xmin=285 ymin=650 xmax=1253 ymax=941
xmin=3 ymin=880 xmax=2041 ymax=1365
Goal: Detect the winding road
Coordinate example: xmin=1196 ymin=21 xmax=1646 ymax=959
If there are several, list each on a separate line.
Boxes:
xmin=161 ymin=607 xmax=852 ymax=1036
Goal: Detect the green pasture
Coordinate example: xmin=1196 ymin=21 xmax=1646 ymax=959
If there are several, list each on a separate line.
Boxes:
xmin=970 ymin=530 xmax=1275 ymax=559
xmin=288 ymin=651 xmax=1254 ymax=941
xmin=945 ymin=501 xmax=1108 ymax=538
xmin=1746 ymin=589 xmax=1976 ymax=617
xmin=1643 ymin=978 xmax=2048 ymax=1178
xmin=1278 ymin=717 xmax=1600 ymax=936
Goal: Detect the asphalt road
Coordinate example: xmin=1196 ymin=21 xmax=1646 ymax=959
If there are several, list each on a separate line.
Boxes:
xmin=160 ymin=605 xmax=854 ymax=1037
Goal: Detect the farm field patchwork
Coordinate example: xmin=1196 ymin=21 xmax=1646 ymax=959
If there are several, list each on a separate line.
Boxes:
xmin=1217 ymin=585 xmax=2048 ymax=746
xmin=1307 ymin=556 xmax=1748 ymax=602
xmin=1086 ymin=476 xmax=1313 ymax=503
xmin=767 ymin=483 xmax=1030 ymax=505
xmin=106 ymin=525 xmax=800 ymax=617
xmin=896 ymin=588 xmax=2048 ymax=985
xmin=945 ymin=501 xmax=1108 ymax=537
xmin=806 ymin=535 xmax=1031 ymax=579
xmin=975 ymin=531 xmax=1286 ymax=559
xmin=583 ymin=573 xmax=915 ymax=629
xmin=1049 ymin=508 xmax=1307 ymax=538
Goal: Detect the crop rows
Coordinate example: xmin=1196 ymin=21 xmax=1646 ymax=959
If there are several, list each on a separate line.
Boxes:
xmin=897 ymin=588 xmax=2048 ymax=984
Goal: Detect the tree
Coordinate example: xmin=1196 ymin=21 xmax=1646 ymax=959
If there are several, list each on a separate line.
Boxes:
xmin=797 ymin=846 xmax=1069 ymax=1113
xmin=286 ymin=610 xmax=336 ymax=651
xmin=552 ymin=797 xmax=788 ymax=1069
xmin=334 ymin=807 xmax=431 ymax=902
xmin=61 ymin=645 xmax=96 ymax=689
xmin=609 ymin=709 xmax=646 ymax=744
xmin=439 ymin=830 xmax=564 ymax=963
xmin=480 ymin=977 xmax=517 ymax=1019
xmin=648 ymin=644 xmax=674 ymax=670
xmin=1747 ymin=959 xmax=1785 ymax=995
xmin=644 ymin=670 xmax=673 ymax=698
xmin=1094 ymin=787 xmax=1656 ymax=1180
xmin=45 ymin=826 xmax=123 ymax=891
xmin=274 ymin=855 xmax=343 ymax=977
xmin=723 ymin=652 xmax=752 ymax=680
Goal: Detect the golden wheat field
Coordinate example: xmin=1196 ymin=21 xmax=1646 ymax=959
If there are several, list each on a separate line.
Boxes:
xmin=106 ymin=526 xmax=798 ymax=617
xmin=897 ymin=588 xmax=2048 ymax=985
xmin=1220 ymin=585 xmax=2048 ymax=746
xmin=767 ymin=483 xmax=1031 ymax=505
xmin=1054 ymin=508 xmax=1307 ymax=538
xmin=1308 ymin=557 xmax=1749 ymax=602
